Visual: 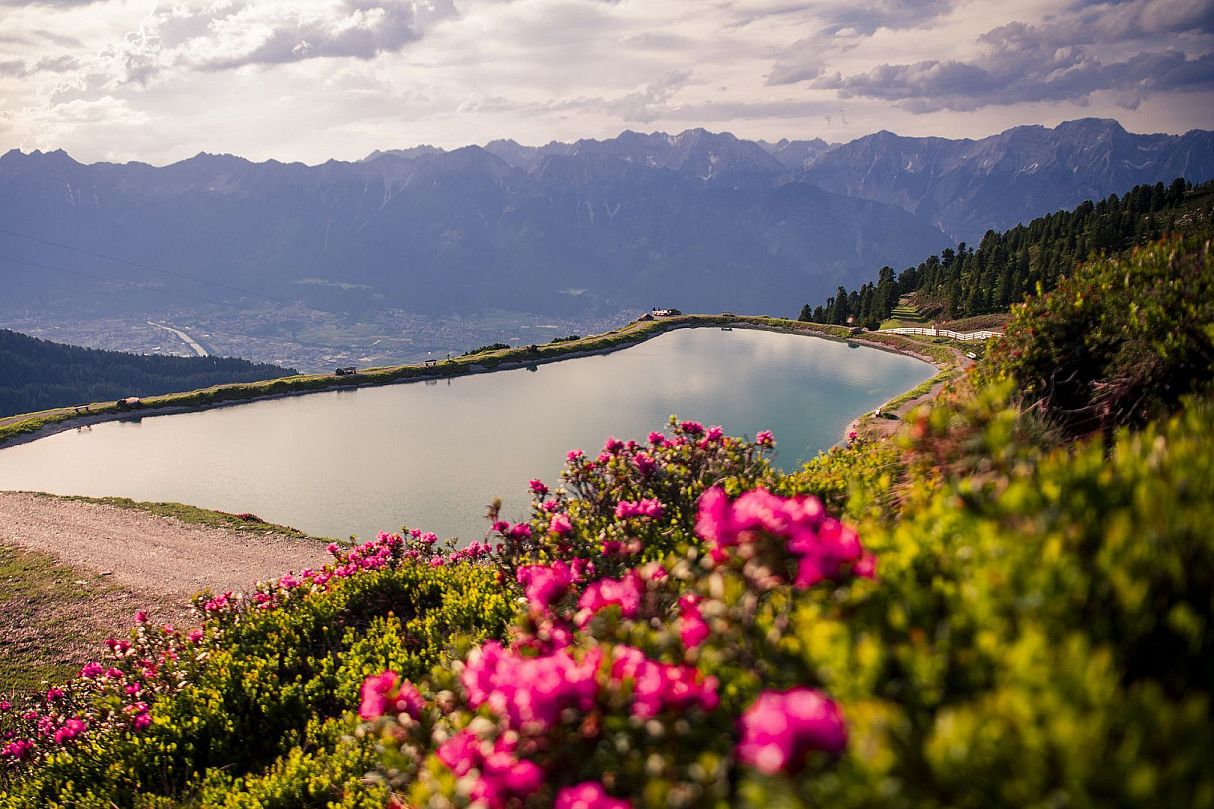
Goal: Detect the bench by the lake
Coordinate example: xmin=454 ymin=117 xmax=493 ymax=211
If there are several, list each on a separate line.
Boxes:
xmin=335 ymin=366 xmax=358 ymax=376
xmin=73 ymin=404 xmax=90 ymax=414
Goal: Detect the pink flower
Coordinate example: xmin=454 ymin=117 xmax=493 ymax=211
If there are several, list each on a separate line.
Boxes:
xmin=736 ymin=688 xmax=847 ymax=774
xmin=603 ymin=437 xmax=625 ymax=454
xmin=705 ymin=425 xmax=724 ymax=441
xmin=53 ymin=718 xmax=86 ymax=745
xmin=80 ymin=661 xmax=104 ymax=679
xmin=326 ymin=542 xmax=340 ymax=555
xmin=460 ymin=642 xmax=600 ymax=731
xmin=695 ymin=486 xmax=871 ymax=587
xmin=567 ymin=449 xmax=584 ymax=462
xmin=359 ymin=670 xmax=425 ymax=721
xmin=508 ymin=523 xmax=532 ymax=540
xmin=134 ymin=610 xmax=148 ymax=623
xmin=2 ymin=739 xmax=34 ymax=760
xmin=475 ymin=752 xmax=545 ymax=806
xmin=188 ymin=629 xmax=204 ymax=644
xmin=678 ymin=420 xmax=704 ymax=435
xmin=610 ymin=646 xmax=719 ymax=717
xmin=614 ymin=498 xmax=664 ymax=521
xmin=847 ymin=430 xmax=858 ymax=441
xmin=647 ymin=431 xmax=665 ymax=445
xmin=132 ymin=712 xmax=152 ymax=731
xmin=437 ymin=728 xmax=481 ymax=776
xmin=678 ymin=595 xmax=710 ymax=649
xmin=556 ymin=782 xmax=632 ymax=809
xmin=576 ymin=572 xmax=644 ymax=626
xmin=529 ymin=478 xmax=549 ymax=496
xmin=45 ymin=687 xmax=64 ymax=701
xmin=0 ymin=700 xmax=9 ymax=712
xmin=755 ymin=430 xmax=775 ymax=446
xmin=549 ymin=512 xmax=573 ymax=536
xmin=421 ymin=532 xmax=438 ymax=545
xmin=517 ymin=561 xmax=577 ymax=612
xmin=632 ymin=452 xmax=657 ymax=477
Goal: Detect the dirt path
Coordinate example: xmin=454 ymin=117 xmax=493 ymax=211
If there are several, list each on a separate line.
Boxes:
xmin=0 ymin=492 xmax=332 ymax=693
xmin=842 ymin=343 xmax=973 ymax=443
xmin=0 ymin=492 xmax=330 ymax=599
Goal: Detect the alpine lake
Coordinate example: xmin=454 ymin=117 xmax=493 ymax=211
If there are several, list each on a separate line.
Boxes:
xmin=0 ymin=328 xmax=934 ymax=542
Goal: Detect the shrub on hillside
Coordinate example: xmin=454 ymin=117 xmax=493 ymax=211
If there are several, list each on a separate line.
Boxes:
xmin=989 ymin=238 xmax=1214 ymax=437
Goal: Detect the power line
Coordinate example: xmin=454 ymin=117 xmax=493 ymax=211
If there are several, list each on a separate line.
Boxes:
xmin=0 ymin=253 xmax=242 ymax=310
xmin=0 ymin=227 xmax=297 ymax=306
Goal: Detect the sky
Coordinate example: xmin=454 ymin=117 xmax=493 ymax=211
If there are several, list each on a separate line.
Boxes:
xmin=0 ymin=0 xmax=1211 ymax=165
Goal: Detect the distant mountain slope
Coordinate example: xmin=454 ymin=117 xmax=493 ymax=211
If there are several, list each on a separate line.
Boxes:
xmin=1 ymin=119 xmax=1210 ymax=326
xmin=0 ymin=329 xmax=295 ymax=416
xmin=801 ymin=118 xmax=1214 ymax=240
xmin=0 ymin=143 xmax=947 ymax=318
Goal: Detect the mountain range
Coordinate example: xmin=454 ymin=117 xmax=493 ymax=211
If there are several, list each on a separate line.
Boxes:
xmin=0 ymin=118 xmax=1210 ymax=324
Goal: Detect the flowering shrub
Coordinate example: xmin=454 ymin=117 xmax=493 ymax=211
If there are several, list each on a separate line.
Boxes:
xmin=358 ymin=463 xmax=873 ymax=806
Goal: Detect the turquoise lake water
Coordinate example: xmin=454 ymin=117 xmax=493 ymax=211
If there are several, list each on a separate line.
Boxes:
xmin=0 ymin=328 xmax=933 ymax=541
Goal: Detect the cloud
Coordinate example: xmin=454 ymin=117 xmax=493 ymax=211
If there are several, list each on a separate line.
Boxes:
xmin=178 ymin=0 xmax=457 ymax=71
xmin=816 ymin=0 xmax=954 ymax=35
xmin=461 ymin=70 xmax=694 ymax=123
xmin=811 ymin=1 xmax=1214 ymax=111
xmin=0 ymin=54 xmax=82 ymax=79
xmin=0 ymin=0 xmax=105 ymax=6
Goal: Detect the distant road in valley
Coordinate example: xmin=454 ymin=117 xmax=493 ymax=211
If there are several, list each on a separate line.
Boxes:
xmin=147 ymin=321 xmax=208 ymax=357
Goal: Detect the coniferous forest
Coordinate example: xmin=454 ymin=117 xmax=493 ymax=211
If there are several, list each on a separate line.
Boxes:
xmin=0 ymin=330 xmax=295 ymax=417
xmin=800 ymin=178 xmax=1213 ymax=327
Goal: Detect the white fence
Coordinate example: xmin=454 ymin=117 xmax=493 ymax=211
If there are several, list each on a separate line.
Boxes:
xmin=883 ymin=327 xmax=1003 ymax=341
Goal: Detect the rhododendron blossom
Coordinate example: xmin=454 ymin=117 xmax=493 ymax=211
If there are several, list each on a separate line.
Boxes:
xmin=610 ymin=646 xmax=719 ymax=718
xmin=460 ymin=642 xmax=600 ymax=731
xmin=556 ymin=781 xmax=633 ymax=809
xmin=736 ymin=687 xmax=846 ymax=774
xmin=678 ymin=595 xmax=710 ymax=649
xmin=516 ymin=561 xmax=578 ymax=612
xmin=695 ymin=486 xmax=874 ymax=586
xmin=549 ymin=512 xmax=573 ymax=535
xmin=52 ymin=718 xmax=86 ymax=745
xmin=576 ymin=571 xmax=643 ymax=626
xmin=359 ymin=670 xmax=425 ymax=721
xmin=614 ymin=498 xmax=664 ymax=521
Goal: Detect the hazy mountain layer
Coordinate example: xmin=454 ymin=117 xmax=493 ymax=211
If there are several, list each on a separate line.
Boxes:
xmin=1 ymin=119 xmax=1209 ymax=327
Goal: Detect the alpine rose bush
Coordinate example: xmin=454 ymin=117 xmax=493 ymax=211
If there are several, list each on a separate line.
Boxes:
xmin=358 ymin=427 xmax=869 ymax=807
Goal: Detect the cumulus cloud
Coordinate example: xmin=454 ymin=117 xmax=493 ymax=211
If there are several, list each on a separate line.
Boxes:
xmin=811 ymin=0 xmax=1214 ymax=111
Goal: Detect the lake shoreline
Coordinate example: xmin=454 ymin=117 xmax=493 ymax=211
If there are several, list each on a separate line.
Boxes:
xmin=0 ymin=316 xmax=952 ymax=452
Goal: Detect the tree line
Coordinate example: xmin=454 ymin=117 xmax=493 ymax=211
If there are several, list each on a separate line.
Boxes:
xmin=799 ymin=178 xmax=1212 ymax=327
xmin=0 ymin=329 xmax=295 ymax=417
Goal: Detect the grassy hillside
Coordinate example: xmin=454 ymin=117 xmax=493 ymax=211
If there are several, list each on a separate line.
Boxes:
xmin=1 ymin=238 xmax=1211 ymax=807
xmin=0 ymin=329 xmax=295 ymax=417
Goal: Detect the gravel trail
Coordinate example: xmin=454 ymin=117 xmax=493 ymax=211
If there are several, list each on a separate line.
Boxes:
xmin=0 ymin=492 xmax=330 ymax=599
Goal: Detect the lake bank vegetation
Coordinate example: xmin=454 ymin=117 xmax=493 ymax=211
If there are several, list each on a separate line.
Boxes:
xmin=1 ymin=236 xmax=1210 ymax=807
xmin=0 ymin=329 xmax=295 ymax=419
